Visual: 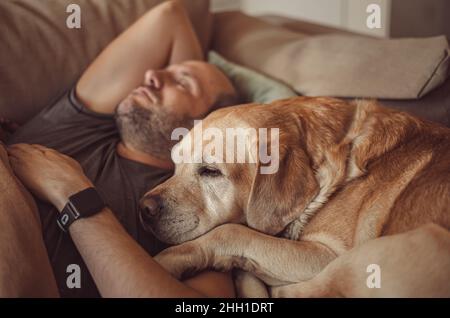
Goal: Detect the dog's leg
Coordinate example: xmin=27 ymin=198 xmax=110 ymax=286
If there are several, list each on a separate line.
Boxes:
xmin=155 ymin=224 xmax=336 ymax=286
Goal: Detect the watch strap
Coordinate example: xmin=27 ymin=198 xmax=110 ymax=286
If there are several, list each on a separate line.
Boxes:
xmin=57 ymin=201 xmax=80 ymax=233
xmin=57 ymin=187 xmax=105 ymax=233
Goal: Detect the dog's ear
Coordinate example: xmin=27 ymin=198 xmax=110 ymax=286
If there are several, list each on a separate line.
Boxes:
xmin=245 ymin=143 xmax=319 ymax=235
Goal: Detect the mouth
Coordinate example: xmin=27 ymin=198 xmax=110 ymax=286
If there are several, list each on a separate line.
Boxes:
xmin=139 ymin=210 xmax=201 ymax=244
xmin=133 ymin=86 xmax=158 ymax=104
xmin=154 ymin=226 xmax=201 ymax=245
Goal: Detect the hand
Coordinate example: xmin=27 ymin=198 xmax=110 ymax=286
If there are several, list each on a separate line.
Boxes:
xmin=8 ymin=144 xmax=93 ymax=211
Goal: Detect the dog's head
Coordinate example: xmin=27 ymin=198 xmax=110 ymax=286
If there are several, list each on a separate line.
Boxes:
xmin=139 ymin=104 xmax=319 ymax=244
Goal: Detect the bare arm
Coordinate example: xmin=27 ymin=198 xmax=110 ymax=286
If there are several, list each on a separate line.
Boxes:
xmin=69 ymin=208 xmax=234 ymax=297
xmin=77 ymin=0 xmax=203 ymax=114
xmin=0 ymin=144 xmax=58 ymax=297
xmin=8 ymin=144 xmax=235 ymax=298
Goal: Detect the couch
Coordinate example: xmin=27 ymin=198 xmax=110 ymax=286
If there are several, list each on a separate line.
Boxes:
xmin=1 ymin=0 xmax=449 ymax=128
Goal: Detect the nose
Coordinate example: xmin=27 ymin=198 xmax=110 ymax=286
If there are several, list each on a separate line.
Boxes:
xmin=139 ymin=194 xmax=163 ymax=223
xmin=144 ymin=70 xmax=162 ymax=89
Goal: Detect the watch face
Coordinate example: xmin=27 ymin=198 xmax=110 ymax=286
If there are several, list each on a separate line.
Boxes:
xmin=69 ymin=188 xmax=105 ymax=217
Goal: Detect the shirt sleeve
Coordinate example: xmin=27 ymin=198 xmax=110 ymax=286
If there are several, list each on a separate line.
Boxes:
xmin=8 ymin=87 xmax=120 ymax=157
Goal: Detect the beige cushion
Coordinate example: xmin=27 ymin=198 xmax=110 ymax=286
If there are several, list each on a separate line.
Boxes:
xmin=0 ymin=0 xmax=211 ymax=124
xmin=213 ymin=12 xmax=450 ymax=100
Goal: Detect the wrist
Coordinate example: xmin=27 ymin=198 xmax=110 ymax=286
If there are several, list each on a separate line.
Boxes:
xmin=57 ymin=187 xmax=106 ymax=233
xmin=68 ymin=208 xmax=112 ymax=233
xmin=54 ymin=182 xmax=94 ymax=212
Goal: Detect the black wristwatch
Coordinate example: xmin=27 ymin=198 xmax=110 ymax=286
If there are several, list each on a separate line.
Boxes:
xmin=57 ymin=187 xmax=106 ymax=233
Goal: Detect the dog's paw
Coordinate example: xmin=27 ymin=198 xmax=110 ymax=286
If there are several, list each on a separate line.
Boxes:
xmin=154 ymin=242 xmax=209 ymax=279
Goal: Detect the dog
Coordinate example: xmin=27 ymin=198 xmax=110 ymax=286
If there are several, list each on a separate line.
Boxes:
xmin=139 ymin=96 xmax=450 ymax=297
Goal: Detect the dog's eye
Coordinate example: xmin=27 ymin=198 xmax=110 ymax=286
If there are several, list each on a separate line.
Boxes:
xmin=198 ymin=166 xmax=223 ymax=178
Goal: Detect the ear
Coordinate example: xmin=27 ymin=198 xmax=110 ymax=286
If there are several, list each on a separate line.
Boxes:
xmin=245 ymin=145 xmax=319 ymax=235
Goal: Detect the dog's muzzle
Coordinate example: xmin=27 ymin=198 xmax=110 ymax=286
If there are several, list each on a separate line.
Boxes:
xmin=139 ymin=194 xmax=163 ymax=229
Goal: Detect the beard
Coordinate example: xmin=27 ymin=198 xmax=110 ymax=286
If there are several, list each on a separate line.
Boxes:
xmin=115 ymin=99 xmax=192 ymax=161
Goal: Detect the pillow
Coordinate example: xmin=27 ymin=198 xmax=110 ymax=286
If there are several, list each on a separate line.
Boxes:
xmin=213 ymin=12 xmax=450 ymax=100
xmin=208 ymin=51 xmax=297 ymax=104
xmin=0 ymin=0 xmax=211 ymax=124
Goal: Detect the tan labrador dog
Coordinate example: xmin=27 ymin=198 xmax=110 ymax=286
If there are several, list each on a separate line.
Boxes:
xmin=139 ymin=97 xmax=450 ymax=296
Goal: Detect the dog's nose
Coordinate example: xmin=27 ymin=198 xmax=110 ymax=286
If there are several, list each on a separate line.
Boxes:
xmin=140 ymin=195 xmax=162 ymax=221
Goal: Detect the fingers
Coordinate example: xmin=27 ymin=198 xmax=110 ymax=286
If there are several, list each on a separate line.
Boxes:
xmin=7 ymin=144 xmax=52 ymax=175
xmin=8 ymin=143 xmax=41 ymax=155
xmin=28 ymin=144 xmax=56 ymax=153
xmin=8 ymin=144 xmax=81 ymax=174
xmin=9 ymin=143 xmax=49 ymax=152
xmin=7 ymin=145 xmax=32 ymax=173
xmin=7 ymin=143 xmax=60 ymax=159
xmin=7 ymin=144 xmax=34 ymax=167
xmin=7 ymin=144 xmax=29 ymax=161
xmin=23 ymin=144 xmax=73 ymax=161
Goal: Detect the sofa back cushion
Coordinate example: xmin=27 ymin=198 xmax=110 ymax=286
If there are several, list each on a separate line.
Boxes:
xmin=213 ymin=12 xmax=449 ymax=101
xmin=0 ymin=0 xmax=211 ymax=124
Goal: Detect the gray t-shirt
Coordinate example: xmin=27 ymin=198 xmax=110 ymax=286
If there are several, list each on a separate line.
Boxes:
xmin=8 ymin=88 xmax=172 ymax=297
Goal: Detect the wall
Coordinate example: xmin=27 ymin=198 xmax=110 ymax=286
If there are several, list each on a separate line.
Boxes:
xmin=211 ymin=0 xmax=390 ymax=37
xmin=211 ymin=0 xmax=449 ymax=39
xmin=211 ymin=0 xmax=241 ymax=12
xmin=239 ymin=0 xmax=344 ymax=29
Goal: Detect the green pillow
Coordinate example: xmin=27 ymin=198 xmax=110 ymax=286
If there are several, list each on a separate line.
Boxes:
xmin=208 ymin=51 xmax=297 ymax=104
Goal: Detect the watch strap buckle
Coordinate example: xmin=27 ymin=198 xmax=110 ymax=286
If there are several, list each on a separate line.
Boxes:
xmin=57 ymin=201 xmax=80 ymax=233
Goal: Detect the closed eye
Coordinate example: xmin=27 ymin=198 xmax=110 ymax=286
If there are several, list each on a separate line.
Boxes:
xmin=174 ymin=71 xmax=194 ymax=91
xmin=198 ymin=166 xmax=223 ymax=178
xmin=171 ymin=68 xmax=199 ymax=95
xmin=176 ymin=77 xmax=189 ymax=89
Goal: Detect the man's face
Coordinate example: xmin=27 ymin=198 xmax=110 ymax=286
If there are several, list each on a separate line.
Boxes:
xmin=115 ymin=61 xmax=235 ymax=160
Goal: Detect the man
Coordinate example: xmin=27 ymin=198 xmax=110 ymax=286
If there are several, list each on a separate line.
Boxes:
xmin=2 ymin=0 xmax=238 ymax=297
